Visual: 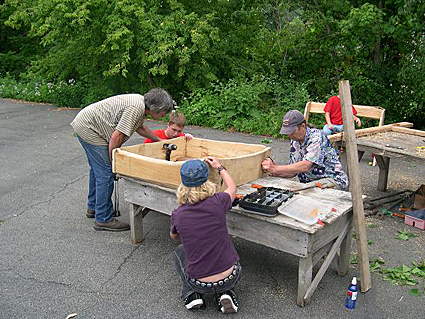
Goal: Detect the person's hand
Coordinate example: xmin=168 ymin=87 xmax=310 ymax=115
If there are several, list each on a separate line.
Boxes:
xmin=184 ymin=133 xmax=193 ymax=140
xmin=355 ymin=117 xmax=362 ymax=127
xmin=328 ymin=123 xmax=334 ymax=131
xmin=261 ymin=158 xmax=275 ymax=174
xmin=204 ymin=156 xmax=221 ymax=170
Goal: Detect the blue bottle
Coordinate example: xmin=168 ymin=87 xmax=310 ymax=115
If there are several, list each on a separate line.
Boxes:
xmin=345 ymin=277 xmax=358 ymax=310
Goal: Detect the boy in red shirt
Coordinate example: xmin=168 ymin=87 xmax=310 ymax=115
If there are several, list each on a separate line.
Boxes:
xmin=323 ymin=95 xmax=362 ymax=136
xmin=144 ymin=111 xmax=193 ymax=143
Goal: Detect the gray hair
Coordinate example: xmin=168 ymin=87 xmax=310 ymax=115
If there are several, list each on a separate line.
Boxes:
xmin=144 ymin=88 xmax=173 ymax=114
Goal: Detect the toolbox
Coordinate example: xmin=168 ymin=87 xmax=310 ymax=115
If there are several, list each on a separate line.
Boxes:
xmin=239 ymin=187 xmax=295 ymax=217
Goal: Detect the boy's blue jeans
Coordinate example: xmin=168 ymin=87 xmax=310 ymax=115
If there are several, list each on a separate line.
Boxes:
xmin=323 ymin=124 xmax=344 ymax=136
xmin=77 ymin=136 xmax=114 ymax=223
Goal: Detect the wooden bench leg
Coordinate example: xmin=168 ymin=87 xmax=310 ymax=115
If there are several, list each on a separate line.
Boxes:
xmin=338 ymin=218 xmax=353 ymax=276
xmin=298 ymin=252 xmax=313 ymax=307
xmin=130 ymin=203 xmax=149 ymax=244
xmin=375 ymin=155 xmax=390 ymax=192
xmin=301 ymin=222 xmax=350 ymax=305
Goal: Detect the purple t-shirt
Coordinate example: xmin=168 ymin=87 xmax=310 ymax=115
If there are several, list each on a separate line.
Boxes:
xmin=170 ymin=192 xmax=239 ymax=279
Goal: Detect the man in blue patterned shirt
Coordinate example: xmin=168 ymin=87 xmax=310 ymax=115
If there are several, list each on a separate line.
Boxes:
xmin=262 ymin=110 xmax=349 ymax=190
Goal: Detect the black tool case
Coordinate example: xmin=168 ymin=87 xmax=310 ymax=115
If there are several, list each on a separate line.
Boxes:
xmin=239 ymin=187 xmax=295 ymax=217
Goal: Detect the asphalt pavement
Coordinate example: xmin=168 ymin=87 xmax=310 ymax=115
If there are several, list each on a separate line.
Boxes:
xmin=0 ymin=99 xmax=424 ymax=319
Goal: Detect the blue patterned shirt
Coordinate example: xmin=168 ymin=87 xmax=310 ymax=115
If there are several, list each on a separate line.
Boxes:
xmin=289 ymin=127 xmax=349 ymax=190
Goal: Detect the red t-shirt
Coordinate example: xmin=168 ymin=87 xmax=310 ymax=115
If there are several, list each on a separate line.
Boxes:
xmin=324 ymin=96 xmax=357 ymax=125
xmin=143 ymin=129 xmax=185 ymax=143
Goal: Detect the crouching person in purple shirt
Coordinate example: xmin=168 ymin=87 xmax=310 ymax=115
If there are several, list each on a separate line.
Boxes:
xmin=170 ymin=157 xmax=241 ymax=313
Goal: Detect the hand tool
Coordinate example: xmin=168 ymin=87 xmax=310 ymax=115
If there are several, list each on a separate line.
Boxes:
xmin=113 ymin=174 xmax=121 ymax=217
xmin=290 ymin=180 xmax=335 ymax=192
xmin=163 ymin=143 xmax=177 ymax=161
xmin=251 ymin=183 xmax=265 ymax=189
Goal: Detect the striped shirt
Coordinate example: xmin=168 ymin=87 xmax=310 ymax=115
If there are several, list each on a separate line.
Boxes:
xmin=71 ymin=94 xmax=145 ymax=146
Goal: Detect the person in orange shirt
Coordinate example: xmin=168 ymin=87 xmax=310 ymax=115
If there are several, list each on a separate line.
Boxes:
xmin=323 ymin=95 xmax=362 ymax=136
xmin=144 ymin=111 xmax=193 ymax=143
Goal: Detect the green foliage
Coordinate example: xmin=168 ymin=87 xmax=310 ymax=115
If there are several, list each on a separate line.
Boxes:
xmin=395 ymin=230 xmax=419 ymax=241
xmin=261 ymin=138 xmax=272 ymax=144
xmin=0 ymin=0 xmax=424 ymax=129
xmin=179 ymin=77 xmax=309 ymax=136
xmin=0 ymin=74 xmax=111 ymax=107
xmin=350 ymin=254 xmax=359 ymax=264
xmin=370 ymin=259 xmax=425 ymax=296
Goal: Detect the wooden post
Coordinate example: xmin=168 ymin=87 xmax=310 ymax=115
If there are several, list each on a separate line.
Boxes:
xmin=339 ymin=80 xmax=372 ymax=292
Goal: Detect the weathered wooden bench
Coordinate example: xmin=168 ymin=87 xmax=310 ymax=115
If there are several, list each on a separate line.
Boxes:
xmin=304 ymin=101 xmax=386 ymax=128
xmin=304 ymin=101 xmax=386 ymax=166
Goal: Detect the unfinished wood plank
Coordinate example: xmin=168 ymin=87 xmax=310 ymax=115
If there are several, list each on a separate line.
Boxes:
xmin=328 ymin=122 xmax=413 ymax=143
xmin=298 ymin=252 xmax=313 ymax=306
xmin=304 ymin=101 xmax=313 ymax=123
xmin=226 ymin=213 xmax=309 ymax=257
xmin=338 ymin=218 xmax=353 ymax=276
xmin=312 ymin=239 xmax=334 ymax=267
xmin=304 ymin=221 xmax=350 ymax=301
xmin=304 ymin=102 xmax=384 ymax=120
xmin=375 ymin=155 xmax=390 ymax=192
xmin=124 ymin=178 xmax=179 ymax=213
xmin=391 ymin=126 xmax=425 ymax=137
xmin=113 ymin=137 xmax=271 ymax=190
xmin=130 ymin=203 xmax=145 ymax=244
xmin=311 ymin=213 xmax=351 ymax=252
xmin=339 ymin=80 xmax=371 ymax=292
xmin=353 ymin=105 xmax=384 ymax=119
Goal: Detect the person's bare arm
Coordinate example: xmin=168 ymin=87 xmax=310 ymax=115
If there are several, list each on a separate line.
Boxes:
xmin=204 ymin=156 xmax=236 ymax=202
xmin=136 ymin=125 xmax=163 ymax=142
xmin=262 ymin=158 xmax=312 ymax=178
xmin=109 ymin=130 xmax=126 ymax=161
xmin=353 ymin=115 xmax=362 ymax=127
xmin=325 ymin=112 xmax=333 ymax=130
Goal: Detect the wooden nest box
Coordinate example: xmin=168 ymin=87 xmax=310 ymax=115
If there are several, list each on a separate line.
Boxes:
xmin=112 ymin=137 xmax=271 ymax=190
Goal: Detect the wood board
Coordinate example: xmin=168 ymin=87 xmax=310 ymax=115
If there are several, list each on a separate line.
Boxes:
xmin=113 ymin=137 xmax=271 ymax=190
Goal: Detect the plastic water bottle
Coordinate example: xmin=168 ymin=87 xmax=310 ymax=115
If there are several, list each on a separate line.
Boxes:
xmin=345 ymin=277 xmax=358 ymax=310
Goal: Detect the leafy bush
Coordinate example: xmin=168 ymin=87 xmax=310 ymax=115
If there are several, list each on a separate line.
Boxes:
xmin=179 ymin=76 xmax=309 ymax=137
xmin=0 ymin=74 xmax=88 ymax=107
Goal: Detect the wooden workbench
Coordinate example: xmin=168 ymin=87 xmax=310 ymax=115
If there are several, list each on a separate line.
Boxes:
xmin=335 ymin=127 xmax=425 ymax=191
xmin=120 ymin=175 xmax=353 ymax=307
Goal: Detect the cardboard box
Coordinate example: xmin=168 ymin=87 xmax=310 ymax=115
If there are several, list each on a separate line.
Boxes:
xmin=404 ymin=209 xmax=425 ymax=230
xmin=413 ymin=185 xmax=425 ymax=210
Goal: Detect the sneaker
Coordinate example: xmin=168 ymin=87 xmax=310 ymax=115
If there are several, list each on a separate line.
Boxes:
xmin=184 ymin=292 xmax=204 ymax=310
xmin=93 ymin=218 xmax=130 ymax=232
xmin=216 ymin=290 xmax=239 ymax=313
xmin=86 ymin=209 xmax=95 ymax=218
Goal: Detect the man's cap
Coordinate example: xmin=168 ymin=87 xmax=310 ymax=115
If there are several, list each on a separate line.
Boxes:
xmin=280 ymin=110 xmax=305 ymax=135
xmin=180 ymin=159 xmax=209 ymax=187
